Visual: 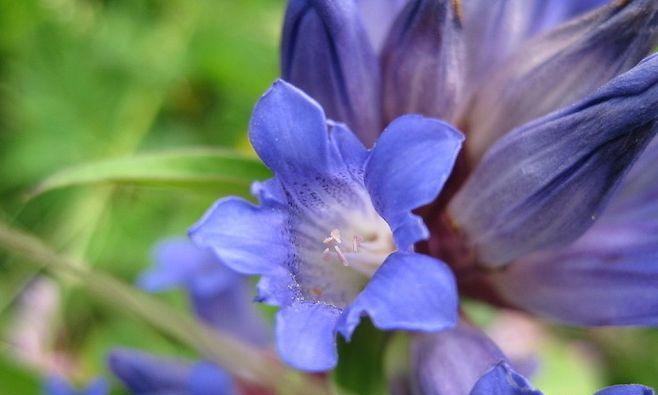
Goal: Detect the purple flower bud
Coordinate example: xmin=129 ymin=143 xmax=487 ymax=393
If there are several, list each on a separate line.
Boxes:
xmin=281 ymin=0 xmax=382 ymax=146
xmin=381 ymin=0 xmax=466 ymax=124
xmin=450 ymin=54 xmax=658 ymax=266
xmin=466 ymin=0 xmax=658 ymax=159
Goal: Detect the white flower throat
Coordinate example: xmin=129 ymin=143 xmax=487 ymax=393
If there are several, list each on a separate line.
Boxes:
xmin=320 ymin=219 xmax=395 ymax=277
xmin=293 ymin=197 xmax=396 ymax=305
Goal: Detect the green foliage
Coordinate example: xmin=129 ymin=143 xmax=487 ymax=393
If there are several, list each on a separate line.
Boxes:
xmin=30 ymin=148 xmax=271 ymax=198
xmin=591 ymin=328 xmax=658 ymax=389
xmin=334 ymin=320 xmax=388 ymax=395
xmin=0 ymin=354 xmax=41 ymax=395
xmin=532 ymin=334 xmax=602 ymax=394
xmin=0 ymin=0 xmax=282 ymax=393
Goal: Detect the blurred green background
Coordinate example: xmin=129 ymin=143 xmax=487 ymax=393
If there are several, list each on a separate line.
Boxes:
xmin=0 ymin=1 xmax=656 ymax=394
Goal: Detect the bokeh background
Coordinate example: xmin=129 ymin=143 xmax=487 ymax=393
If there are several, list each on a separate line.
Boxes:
xmin=0 ymin=1 xmax=656 ymax=394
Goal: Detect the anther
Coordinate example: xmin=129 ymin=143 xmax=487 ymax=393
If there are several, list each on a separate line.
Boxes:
xmin=323 ymin=229 xmax=342 ymax=244
xmin=323 ymin=229 xmax=350 ymax=266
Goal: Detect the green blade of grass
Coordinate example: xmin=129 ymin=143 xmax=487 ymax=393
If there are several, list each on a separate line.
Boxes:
xmin=29 ymin=148 xmax=271 ymax=199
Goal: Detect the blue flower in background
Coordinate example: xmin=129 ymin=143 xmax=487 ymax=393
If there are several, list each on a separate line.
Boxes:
xmin=43 ymin=376 xmax=107 ymax=395
xmin=138 ymin=238 xmax=269 ymax=346
xmin=109 ymin=238 xmax=269 ymax=395
xmin=404 ymin=322 xmax=655 ymax=395
xmin=280 ymin=0 xmax=658 ymax=329
xmin=190 ymin=80 xmax=463 ymax=371
xmin=471 ymin=363 xmax=654 ymax=395
xmin=109 ymin=349 xmax=237 ymax=395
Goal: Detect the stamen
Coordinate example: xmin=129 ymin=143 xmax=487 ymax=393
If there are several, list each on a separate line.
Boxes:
xmin=334 ymin=246 xmax=349 ymax=266
xmin=352 ymin=235 xmax=362 ymax=253
xmin=320 ymin=226 xmax=393 ymax=275
xmin=323 ymin=229 xmax=350 ymax=266
xmin=323 ymin=229 xmax=342 ymax=244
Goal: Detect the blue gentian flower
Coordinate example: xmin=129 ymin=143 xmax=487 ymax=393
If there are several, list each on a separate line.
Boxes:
xmin=138 ymin=238 xmax=269 ymax=345
xmin=471 ymin=363 xmax=654 ymax=395
xmin=405 ymin=322 xmax=655 ymax=395
xmin=43 ymin=376 xmax=107 ymax=395
xmin=108 ymin=349 xmax=237 ymax=395
xmin=190 ymin=80 xmax=463 ymax=371
xmin=109 ymin=239 xmax=268 ymax=395
xmin=280 ymin=0 xmax=658 ymax=328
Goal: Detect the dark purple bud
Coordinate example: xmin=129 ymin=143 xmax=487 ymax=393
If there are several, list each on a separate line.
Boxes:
xmin=467 ymin=0 xmax=658 ymax=160
xmin=450 ymin=54 xmax=658 ymax=266
xmin=381 ymin=0 xmax=466 ymax=124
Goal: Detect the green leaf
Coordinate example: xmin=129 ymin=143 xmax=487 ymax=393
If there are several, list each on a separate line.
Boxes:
xmin=590 ymin=328 xmax=658 ymax=389
xmin=334 ymin=319 xmax=388 ymax=395
xmin=532 ymin=334 xmax=603 ymax=394
xmin=29 ymin=148 xmax=271 ymax=198
xmin=0 ymin=354 xmax=40 ymax=395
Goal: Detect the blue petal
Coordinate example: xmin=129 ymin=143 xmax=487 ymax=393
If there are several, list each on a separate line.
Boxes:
xmin=463 ymin=1 xmax=526 ymax=82
xmin=139 ymin=239 xmax=269 ymax=345
xmin=411 ymin=321 xmax=507 ymax=395
xmin=251 ymin=178 xmax=286 ymax=206
xmin=139 ymin=238 xmax=238 ymax=297
xmin=107 ymin=348 xmax=190 ymax=393
xmin=357 ymin=0 xmax=406 ymax=53
xmin=275 ymin=302 xmax=341 ymax=372
xmin=463 ymin=0 xmax=610 ymax=87
xmin=563 ymin=0 xmax=611 ymax=17
xmin=248 ymin=83 xmax=371 ymax=220
xmin=189 ymin=197 xmax=290 ymax=275
xmin=256 ymin=267 xmax=298 ymax=307
xmin=82 ymin=379 xmax=108 ymax=395
xmin=450 ymin=53 xmax=658 ymax=266
xmin=467 ymin=0 xmax=658 ymax=159
xmin=492 ymin=224 xmax=658 ymax=326
xmin=328 ymin=121 xmax=369 ymax=178
xmin=337 ymin=252 xmax=457 ymax=340
xmin=43 ymin=376 xmax=75 ymax=395
xmin=190 ymin=281 xmax=270 ymax=346
xmin=493 ymin=133 xmax=658 ymax=325
xmin=365 ymin=115 xmax=463 ymax=250
xmin=389 ymin=215 xmax=431 ymax=253
xmin=606 ymin=136 xmax=658 ymax=217
xmin=281 ymin=1 xmax=381 ymax=145
xmin=469 ymin=362 xmax=542 ymax=395
xmin=187 ymin=362 xmax=236 ymax=395
xmin=595 ymin=385 xmax=656 ymax=395
xmin=249 ymin=79 xmax=331 ymax=178
xmin=462 ymin=0 xmax=606 ymax=88
xmin=528 ymin=0 xmax=611 ymax=34
xmin=381 ymin=0 xmax=465 ymax=123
